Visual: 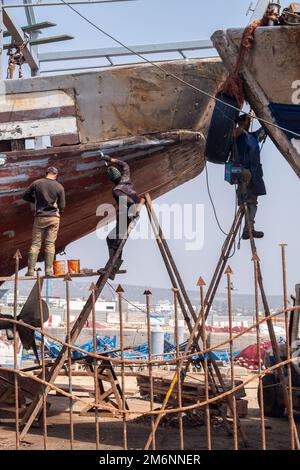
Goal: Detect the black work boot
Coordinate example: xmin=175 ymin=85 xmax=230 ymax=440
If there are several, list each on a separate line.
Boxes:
xmin=242 ymin=228 xmax=264 ymax=240
xmin=252 ymin=229 xmax=264 ymax=239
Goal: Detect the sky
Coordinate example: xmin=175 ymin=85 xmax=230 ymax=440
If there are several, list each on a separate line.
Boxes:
xmin=7 ymin=0 xmax=300 ymax=296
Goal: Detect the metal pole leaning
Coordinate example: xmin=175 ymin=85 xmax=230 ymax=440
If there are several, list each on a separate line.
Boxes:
xmin=19 ymin=198 xmax=145 ymax=441
xmin=243 ymin=203 xmax=300 ymax=450
xmin=252 ymin=254 xmax=266 ymax=450
xmin=13 ymin=250 xmax=21 ymax=450
xmin=197 ymin=277 xmax=212 ymax=450
xmin=173 ymin=288 xmax=184 ymax=450
xmin=204 ymin=207 xmax=244 ymax=320
xmin=171 ymin=206 xmax=246 ymax=444
xmin=90 ymin=282 xmax=100 ymax=450
xmin=144 ymin=195 xmax=197 ymax=340
xmin=144 ymin=193 xmax=194 ymax=334
xmin=185 ymin=206 xmax=244 ymax=353
xmin=144 ymin=195 xmax=248 ymax=449
xmin=36 ymin=268 xmax=47 ymax=450
xmin=144 ymin=289 xmax=156 ymax=450
xmin=225 ymin=266 xmax=238 ymax=450
xmin=64 ymin=273 xmax=74 ymax=450
xmin=117 ymin=284 xmax=127 ymax=450
xmin=280 ymin=243 xmax=295 ymax=450
xmin=144 ymin=266 xmax=237 ymax=449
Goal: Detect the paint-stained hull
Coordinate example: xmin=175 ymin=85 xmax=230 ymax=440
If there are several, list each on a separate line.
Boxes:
xmin=0 ymin=58 xmax=225 ymax=275
xmin=212 ymin=25 xmax=300 ymax=177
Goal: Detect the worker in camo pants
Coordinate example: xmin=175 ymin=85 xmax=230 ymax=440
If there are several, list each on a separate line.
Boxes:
xmin=98 ymin=154 xmax=140 ymax=280
xmin=23 ymin=167 xmax=66 ymax=276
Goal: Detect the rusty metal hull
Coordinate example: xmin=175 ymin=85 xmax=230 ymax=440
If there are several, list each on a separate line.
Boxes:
xmin=212 ymin=25 xmax=300 ymax=177
xmin=0 ymin=58 xmax=225 ymax=275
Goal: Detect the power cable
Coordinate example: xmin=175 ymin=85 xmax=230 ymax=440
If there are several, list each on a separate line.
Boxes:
xmin=59 ymin=0 xmax=300 ymax=139
xmin=106 ymin=280 xmax=148 ymax=315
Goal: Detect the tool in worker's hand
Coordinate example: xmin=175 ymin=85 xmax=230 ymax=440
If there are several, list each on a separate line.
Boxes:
xmin=97 ymin=150 xmax=112 ymax=167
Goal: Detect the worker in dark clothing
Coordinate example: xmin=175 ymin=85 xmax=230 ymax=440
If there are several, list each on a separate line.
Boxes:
xmin=234 ymin=114 xmax=267 ymax=240
xmin=23 ymin=167 xmax=66 ymax=276
xmin=98 ymin=155 xmax=140 ymax=280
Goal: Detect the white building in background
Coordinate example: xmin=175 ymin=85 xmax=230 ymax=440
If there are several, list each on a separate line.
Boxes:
xmin=67 ymin=299 xmax=116 ymax=314
xmin=155 ymin=303 xmax=174 ymax=314
xmin=127 ymin=302 xmax=146 ymax=312
xmin=4 ymin=292 xmax=67 ymax=308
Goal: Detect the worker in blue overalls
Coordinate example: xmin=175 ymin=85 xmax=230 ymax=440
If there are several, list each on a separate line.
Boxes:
xmin=234 ymin=114 xmax=267 ymax=240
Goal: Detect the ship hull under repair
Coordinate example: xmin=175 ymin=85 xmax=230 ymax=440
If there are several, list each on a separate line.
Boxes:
xmin=212 ymin=25 xmax=300 ymax=177
xmin=0 ymin=58 xmax=225 ymax=275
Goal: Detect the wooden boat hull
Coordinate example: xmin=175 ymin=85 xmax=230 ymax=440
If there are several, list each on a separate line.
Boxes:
xmin=0 ymin=58 xmax=225 ymax=276
xmin=212 ymin=25 xmax=300 ymax=177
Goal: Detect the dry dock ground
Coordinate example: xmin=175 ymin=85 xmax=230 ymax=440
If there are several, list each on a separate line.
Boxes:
xmin=0 ymin=373 xmax=298 ymax=450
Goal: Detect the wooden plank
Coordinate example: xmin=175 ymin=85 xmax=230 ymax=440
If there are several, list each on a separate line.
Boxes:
xmin=0 ymin=271 xmax=126 ymax=282
xmin=137 ymin=373 xmax=246 ymax=401
xmin=51 ymin=133 xmax=80 ymax=147
xmin=0 ymin=90 xmax=74 ymax=113
xmin=0 ymin=106 xmax=75 ymax=123
xmin=0 ymin=116 xmax=78 ymax=141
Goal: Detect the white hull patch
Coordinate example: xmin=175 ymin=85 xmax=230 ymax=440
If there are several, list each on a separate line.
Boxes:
xmin=0 ymin=116 xmax=78 ymax=140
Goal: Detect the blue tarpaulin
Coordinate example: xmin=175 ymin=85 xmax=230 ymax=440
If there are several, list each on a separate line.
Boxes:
xmin=269 ymin=103 xmax=300 ymax=139
xmin=23 ymin=332 xmax=240 ymax=364
xmin=25 ymin=332 xmax=116 ymax=360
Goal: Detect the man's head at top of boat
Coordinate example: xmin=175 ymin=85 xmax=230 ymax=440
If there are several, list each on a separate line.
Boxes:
xmin=46 ymin=166 xmax=59 ymax=181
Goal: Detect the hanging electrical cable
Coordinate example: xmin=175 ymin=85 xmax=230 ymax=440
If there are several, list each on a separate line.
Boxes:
xmin=106 ymin=280 xmax=148 ymax=315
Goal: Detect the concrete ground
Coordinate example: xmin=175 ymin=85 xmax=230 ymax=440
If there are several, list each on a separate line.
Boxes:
xmin=0 ymin=373 xmax=298 ymax=450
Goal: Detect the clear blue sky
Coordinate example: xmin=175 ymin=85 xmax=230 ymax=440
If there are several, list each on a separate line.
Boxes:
xmin=12 ymin=0 xmax=299 ymax=296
